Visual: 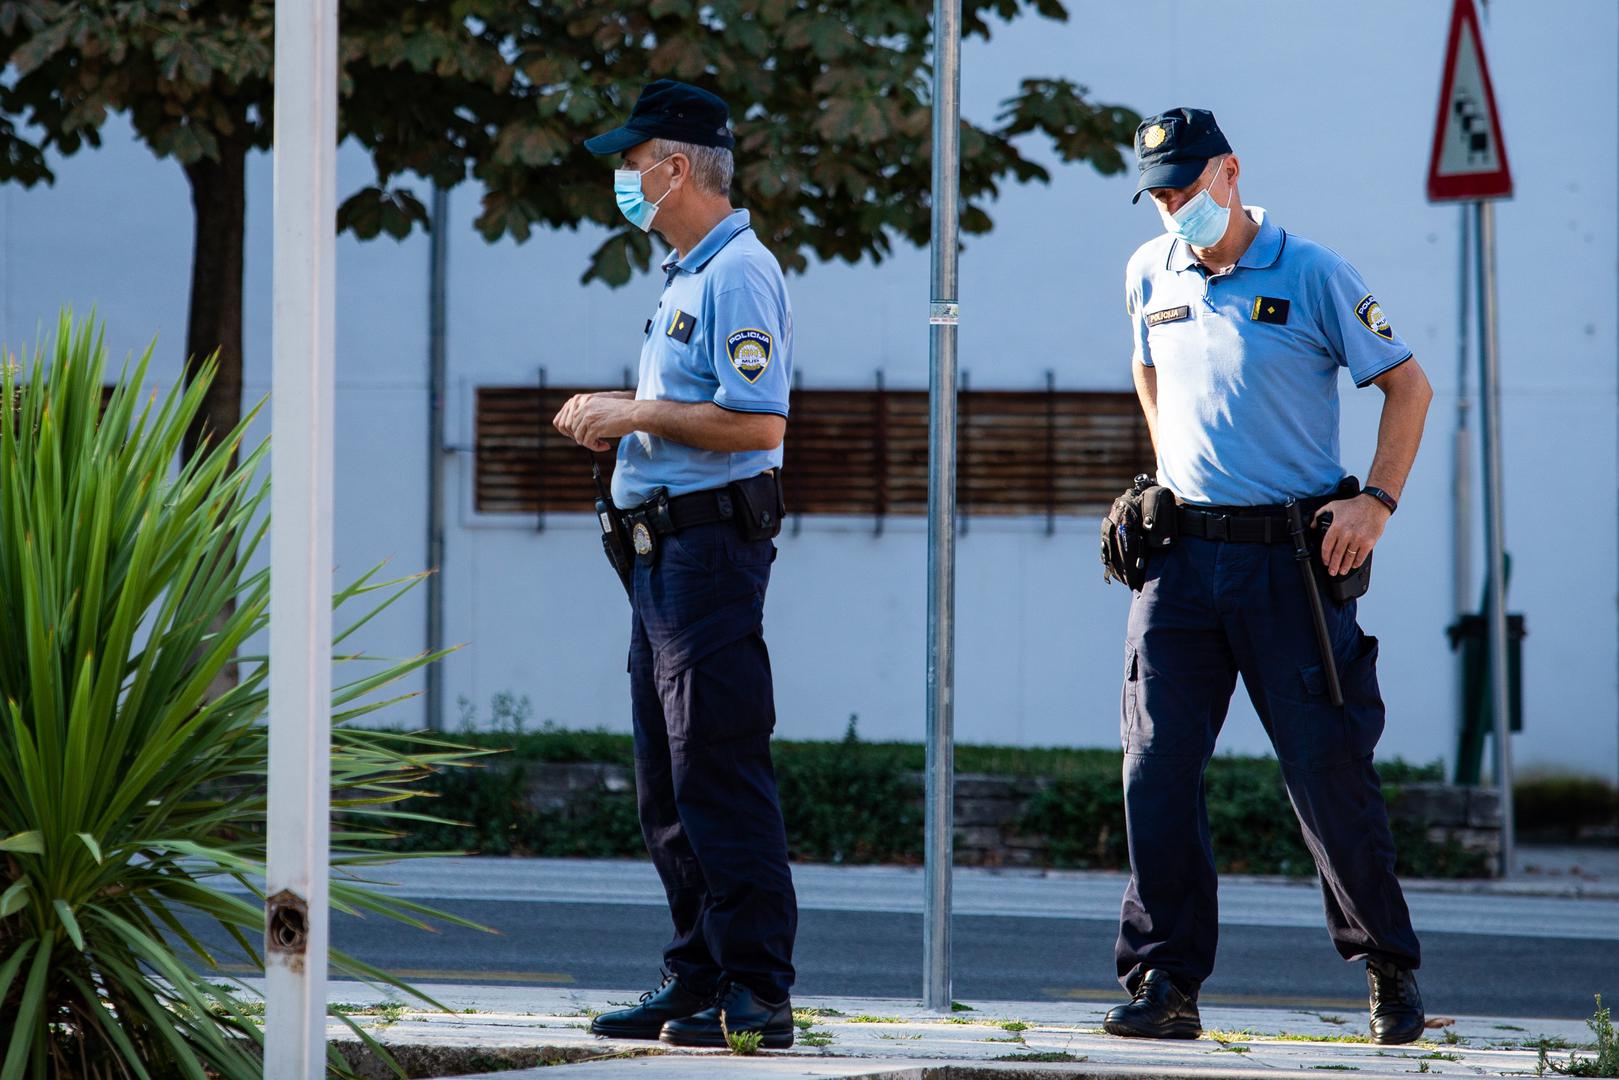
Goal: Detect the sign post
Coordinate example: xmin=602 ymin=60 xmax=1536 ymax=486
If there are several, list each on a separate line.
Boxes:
xmin=1426 ymin=0 xmax=1514 ymax=878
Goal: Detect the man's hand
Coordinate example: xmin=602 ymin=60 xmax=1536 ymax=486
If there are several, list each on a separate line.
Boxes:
xmin=1313 ymin=495 xmax=1391 ymax=577
xmin=553 ymin=392 xmax=638 ymax=452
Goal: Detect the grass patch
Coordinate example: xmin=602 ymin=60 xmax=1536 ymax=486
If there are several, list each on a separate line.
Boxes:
xmin=1443 ymin=1029 xmax=1464 ymax=1045
xmin=952 ymin=1001 xmax=975 ymax=1012
xmin=1311 ymin=1067 xmax=1361 ymax=1071
xmin=795 ymin=1007 xmax=845 ymax=1018
xmin=846 ymin=1014 xmax=905 ymax=1024
xmin=994 ymin=1052 xmax=1086 ymax=1063
xmin=1498 ymin=1025 xmax=1528 ymax=1033
xmin=1000 ymin=1021 xmax=1030 ymax=1032
xmin=876 ymin=1033 xmax=923 ymax=1041
xmin=1420 ymin=1052 xmax=1462 ymax=1062
xmin=1538 ymin=997 xmax=1619 ymax=1078
xmin=725 ymin=1029 xmax=764 ymax=1055
xmin=800 ymin=1030 xmax=835 ymax=1047
xmin=941 ymin=1017 xmax=974 ymax=1025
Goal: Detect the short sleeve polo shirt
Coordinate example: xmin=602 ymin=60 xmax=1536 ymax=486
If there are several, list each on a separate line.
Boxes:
xmin=612 ymin=209 xmax=794 ymax=508
xmin=1123 ymin=207 xmax=1412 ymax=507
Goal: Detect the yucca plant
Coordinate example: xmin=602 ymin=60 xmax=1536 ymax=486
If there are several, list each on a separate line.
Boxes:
xmin=0 ymin=314 xmax=485 ymax=1078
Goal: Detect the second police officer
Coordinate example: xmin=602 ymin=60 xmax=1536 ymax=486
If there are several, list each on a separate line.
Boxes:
xmin=1104 ymin=108 xmax=1434 ymax=1045
xmin=554 ymin=80 xmax=798 ymax=1050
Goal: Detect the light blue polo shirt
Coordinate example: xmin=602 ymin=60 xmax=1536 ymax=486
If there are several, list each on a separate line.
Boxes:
xmin=612 ymin=208 xmax=794 ymax=508
xmin=1124 ymin=207 xmax=1413 ymax=507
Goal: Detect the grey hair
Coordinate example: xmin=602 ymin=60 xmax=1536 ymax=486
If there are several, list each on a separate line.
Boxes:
xmin=650 ymin=138 xmax=734 ymax=196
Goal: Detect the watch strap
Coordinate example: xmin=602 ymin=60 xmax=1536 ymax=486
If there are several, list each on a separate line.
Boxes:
xmin=1361 ymin=485 xmax=1398 ymax=515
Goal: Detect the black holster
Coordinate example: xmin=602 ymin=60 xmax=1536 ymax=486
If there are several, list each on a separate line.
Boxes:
xmin=1101 ymin=474 xmax=1178 ymax=590
xmin=1307 ymin=477 xmax=1373 ymax=604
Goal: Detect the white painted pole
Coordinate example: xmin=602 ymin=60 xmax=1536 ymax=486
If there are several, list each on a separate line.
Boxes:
xmin=266 ymin=0 xmax=338 ymax=1073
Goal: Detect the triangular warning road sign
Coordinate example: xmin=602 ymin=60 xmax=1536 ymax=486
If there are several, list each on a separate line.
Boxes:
xmin=1427 ymin=0 xmax=1513 ymax=201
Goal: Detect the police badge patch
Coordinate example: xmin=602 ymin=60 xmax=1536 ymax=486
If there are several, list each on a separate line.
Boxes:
xmin=726 ymin=328 xmax=773 ymax=383
xmin=1355 ymin=294 xmax=1395 ymax=340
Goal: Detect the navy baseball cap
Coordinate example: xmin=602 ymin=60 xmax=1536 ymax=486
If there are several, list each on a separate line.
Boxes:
xmin=1131 ymin=107 xmax=1232 ymax=203
xmin=584 ymin=80 xmax=736 ymax=155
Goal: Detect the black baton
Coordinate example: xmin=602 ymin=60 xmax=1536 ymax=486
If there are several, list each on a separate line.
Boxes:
xmin=1285 ymin=498 xmax=1343 ymax=707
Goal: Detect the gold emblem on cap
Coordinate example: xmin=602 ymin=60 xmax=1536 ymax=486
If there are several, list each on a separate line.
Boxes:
xmin=1143 ymin=124 xmax=1167 ymax=150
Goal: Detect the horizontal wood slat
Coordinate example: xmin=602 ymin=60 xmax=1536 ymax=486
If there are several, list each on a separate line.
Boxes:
xmin=475 ymin=386 xmax=1151 ymax=518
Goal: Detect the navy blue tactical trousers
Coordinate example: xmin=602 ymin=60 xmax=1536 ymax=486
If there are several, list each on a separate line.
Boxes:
xmin=628 ymin=522 xmax=797 ymax=1003
xmin=1116 ymin=536 xmax=1422 ymax=994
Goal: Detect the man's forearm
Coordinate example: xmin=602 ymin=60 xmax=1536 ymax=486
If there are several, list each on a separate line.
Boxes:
xmin=1364 ymin=361 xmax=1434 ymax=502
xmin=629 ymin=400 xmax=785 ymax=453
xmin=1133 ymin=360 xmax=1160 ymax=455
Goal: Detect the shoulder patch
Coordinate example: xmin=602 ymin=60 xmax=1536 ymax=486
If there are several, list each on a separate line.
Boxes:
xmin=1354 ymin=294 xmax=1394 ymax=340
xmin=1145 ymin=305 xmax=1191 ymax=327
xmin=726 ymin=328 xmax=773 ymax=383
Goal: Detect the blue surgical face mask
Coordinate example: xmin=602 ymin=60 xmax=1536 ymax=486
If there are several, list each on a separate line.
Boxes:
xmin=613 ymin=155 xmax=675 ymax=232
xmin=1161 ymin=167 xmax=1234 ymax=249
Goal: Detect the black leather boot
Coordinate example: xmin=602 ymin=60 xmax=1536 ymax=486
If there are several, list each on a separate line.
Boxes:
xmin=660 ymin=981 xmax=793 ymax=1049
xmin=1103 ymin=969 xmax=1202 ymax=1039
xmin=589 ymin=972 xmax=713 ymax=1039
xmin=1368 ymin=957 xmax=1425 ymax=1044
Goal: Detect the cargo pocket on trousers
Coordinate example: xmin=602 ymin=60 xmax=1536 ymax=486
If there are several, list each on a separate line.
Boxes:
xmin=1120 ymin=647 xmax=1140 ymax=753
xmin=1296 ymin=634 xmax=1385 ymax=766
xmin=654 ymin=593 xmax=775 ymax=748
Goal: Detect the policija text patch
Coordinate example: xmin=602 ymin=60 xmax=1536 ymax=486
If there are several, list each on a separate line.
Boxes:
xmin=1145 ymin=305 xmax=1191 ymax=327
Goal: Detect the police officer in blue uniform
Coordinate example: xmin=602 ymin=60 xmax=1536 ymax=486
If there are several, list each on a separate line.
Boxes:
xmin=554 ymin=80 xmax=797 ymax=1050
xmin=1103 ymin=108 xmax=1433 ymax=1045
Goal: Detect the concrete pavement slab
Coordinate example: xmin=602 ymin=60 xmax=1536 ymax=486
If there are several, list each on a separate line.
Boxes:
xmin=264 ymin=981 xmax=1602 ymax=1080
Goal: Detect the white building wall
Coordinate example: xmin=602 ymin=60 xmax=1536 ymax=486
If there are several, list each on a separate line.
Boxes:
xmin=0 ymin=0 xmax=1613 ymax=781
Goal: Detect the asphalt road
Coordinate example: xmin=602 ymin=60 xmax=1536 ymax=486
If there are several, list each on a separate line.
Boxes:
xmin=189 ymin=879 xmax=1619 ymax=1020
xmin=189 ymin=859 xmax=1619 ymax=1020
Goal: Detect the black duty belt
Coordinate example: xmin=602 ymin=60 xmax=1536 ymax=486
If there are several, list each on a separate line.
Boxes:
xmin=617 ymin=471 xmax=784 ymax=563
xmin=629 ymin=485 xmax=739 ymax=535
xmin=1177 ymin=498 xmax=1336 ymax=544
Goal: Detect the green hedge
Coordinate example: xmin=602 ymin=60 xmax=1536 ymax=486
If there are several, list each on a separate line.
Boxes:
xmin=376 ymin=703 xmax=1498 ymax=877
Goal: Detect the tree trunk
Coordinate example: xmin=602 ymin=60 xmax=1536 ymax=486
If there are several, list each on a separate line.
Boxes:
xmin=182 ymin=141 xmax=247 ymax=466
xmin=183 ymin=138 xmax=248 ymax=695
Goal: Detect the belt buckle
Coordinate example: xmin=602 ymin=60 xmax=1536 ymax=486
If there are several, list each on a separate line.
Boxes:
xmin=1207 ymin=513 xmax=1230 ymax=542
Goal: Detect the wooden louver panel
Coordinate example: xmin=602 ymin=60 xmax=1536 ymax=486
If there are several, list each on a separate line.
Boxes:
xmin=475 ymin=386 xmax=1151 ymax=518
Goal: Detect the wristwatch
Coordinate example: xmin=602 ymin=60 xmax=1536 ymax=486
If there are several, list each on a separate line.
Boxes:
xmin=1360 ymin=485 xmax=1398 ymax=515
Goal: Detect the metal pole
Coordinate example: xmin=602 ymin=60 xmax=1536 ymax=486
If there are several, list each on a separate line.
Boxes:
xmin=1453 ymin=205 xmax=1472 ymax=777
xmin=1474 ymin=199 xmax=1515 ymax=878
xmin=923 ymin=0 xmax=962 ymax=1013
xmin=266 ymin=0 xmax=337 ymax=1072
xmin=1453 ymin=206 xmax=1471 ymax=622
xmin=425 ymin=186 xmax=449 ymax=732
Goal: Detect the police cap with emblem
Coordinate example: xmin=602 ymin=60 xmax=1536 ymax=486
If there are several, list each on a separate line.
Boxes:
xmin=1131 ymin=107 xmax=1233 ymax=203
xmin=584 ymin=79 xmax=736 ymax=155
